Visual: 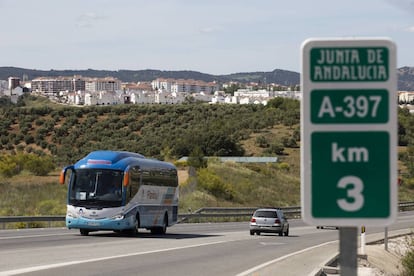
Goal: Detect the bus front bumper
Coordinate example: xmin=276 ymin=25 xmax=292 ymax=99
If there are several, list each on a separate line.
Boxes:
xmin=66 ymin=215 xmax=136 ymax=231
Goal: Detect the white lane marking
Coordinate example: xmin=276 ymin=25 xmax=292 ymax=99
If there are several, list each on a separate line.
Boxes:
xmin=0 ymin=233 xmax=71 ymax=240
xmin=236 ymin=240 xmax=338 ymax=276
xmin=0 ymin=240 xmax=229 ymax=275
xmin=259 ymin=242 xmax=285 ymax=246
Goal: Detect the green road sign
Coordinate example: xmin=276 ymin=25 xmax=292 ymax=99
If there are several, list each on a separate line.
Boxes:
xmin=310 ymin=47 xmax=390 ymax=82
xmin=311 ymin=131 xmax=390 ymax=218
xmin=311 ymin=89 xmax=389 ymax=124
xmin=301 ymin=38 xmax=397 ymax=227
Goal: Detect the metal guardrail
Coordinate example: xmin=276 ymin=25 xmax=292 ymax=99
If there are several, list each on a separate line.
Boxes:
xmin=0 ymin=202 xmax=413 ymax=229
xmin=177 ymin=206 xmax=301 ymax=222
xmin=397 ymin=201 xmax=414 ymax=211
xmin=0 ymin=216 xmax=65 ymax=229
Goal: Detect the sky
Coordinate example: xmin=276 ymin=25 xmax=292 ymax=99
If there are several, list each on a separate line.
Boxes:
xmin=0 ymin=0 xmax=413 ymax=75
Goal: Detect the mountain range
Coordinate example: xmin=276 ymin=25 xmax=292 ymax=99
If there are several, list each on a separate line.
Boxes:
xmin=0 ymin=66 xmax=413 ymax=91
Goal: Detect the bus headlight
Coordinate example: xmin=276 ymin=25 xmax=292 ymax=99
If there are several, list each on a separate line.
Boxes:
xmin=111 ymin=213 xmax=124 ymax=220
xmin=67 ymin=210 xmax=79 ymax=218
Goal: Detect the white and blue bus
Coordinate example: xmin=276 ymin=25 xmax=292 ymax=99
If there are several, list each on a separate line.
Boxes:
xmin=59 ymin=150 xmax=179 ymax=236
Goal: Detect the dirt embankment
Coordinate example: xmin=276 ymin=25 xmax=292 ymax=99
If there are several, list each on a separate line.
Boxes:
xmin=178 ymin=169 xmax=188 ymax=185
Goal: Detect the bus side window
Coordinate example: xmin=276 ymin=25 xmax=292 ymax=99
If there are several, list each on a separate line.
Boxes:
xmin=127 ymin=166 xmax=140 ymax=202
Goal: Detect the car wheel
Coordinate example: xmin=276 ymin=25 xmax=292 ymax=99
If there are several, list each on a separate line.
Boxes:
xmin=257 ymin=232 xmax=261 ymax=236
xmin=80 ymin=229 xmax=89 ymax=236
xmin=284 ymin=227 xmax=289 ymax=236
xmin=250 ymin=230 xmax=254 ymax=235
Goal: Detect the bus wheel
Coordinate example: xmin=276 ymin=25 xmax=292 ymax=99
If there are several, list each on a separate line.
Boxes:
xmin=161 ymin=214 xmax=168 ymax=234
xmin=151 ymin=214 xmax=167 ymax=235
xmin=131 ymin=215 xmax=140 ymax=236
xmin=80 ymin=229 xmax=89 ymax=236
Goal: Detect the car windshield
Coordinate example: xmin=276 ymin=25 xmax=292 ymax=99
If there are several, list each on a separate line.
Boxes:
xmin=69 ymin=169 xmax=123 ymax=207
xmin=254 ymin=211 xmax=278 ymax=218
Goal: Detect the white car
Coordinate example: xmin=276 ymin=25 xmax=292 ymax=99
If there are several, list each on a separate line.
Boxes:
xmin=249 ymin=208 xmax=289 ymax=236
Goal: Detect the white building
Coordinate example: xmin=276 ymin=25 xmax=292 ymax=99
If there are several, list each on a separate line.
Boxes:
xmin=155 ymin=91 xmax=186 ymax=104
xmin=234 ymin=89 xmax=275 ymax=98
xmin=85 ymin=77 xmax=121 ymax=92
xmin=0 ymin=80 xmax=7 ymax=91
xmin=129 ymin=90 xmax=156 ymax=104
xmin=399 ymin=91 xmax=414 ymax=103
xmin=84 ymin=91 xmax=121 ymax=105
xmin=8 ymin=77 xmax=20 ymax=90
xmin=10 ymin=87 xmax=24 ymax=103
xmin=31 ymin=76 xmax=85 ymax=95
xmin=151 ymin=79 xmax=172 ymax=91
xmin=193 ymin=92 xmax=213 ymax=102
xmin=151 ymin=78 xmax=219 ymax=94
xmin=224 ymin=95 xmax=238 ymax=104
xmin=66 ymin=91 xmax=85 ymax=105
xmin=210 ymin=95 xmax=226 ymax=104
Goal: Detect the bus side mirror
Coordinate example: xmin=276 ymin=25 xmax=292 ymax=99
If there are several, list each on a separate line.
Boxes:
xmin=59 ymin=170 xmax=65 ymax=185
xmin=123 ymin=171 xmax=129 ymax=187
xmin=59 ymin=166 xmax=74 ymax=185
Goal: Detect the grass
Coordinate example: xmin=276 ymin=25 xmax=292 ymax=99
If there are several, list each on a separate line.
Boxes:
xmin=0 ymin=170 xmax=66 ymax=217
xmin=1 ymin=120 xmax=414 ymax=228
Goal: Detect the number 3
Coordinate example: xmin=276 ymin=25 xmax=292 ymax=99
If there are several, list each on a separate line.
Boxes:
xmin=337 ymin=176 xmax=364 ymax=211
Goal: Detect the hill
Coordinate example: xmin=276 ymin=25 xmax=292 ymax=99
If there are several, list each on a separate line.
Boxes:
xmin=0 ymin=67 xmax=299 ymax=86
xmin=0 ymin=95 xmax=301 ymax=165
xmin=1 ymin=66 xmax=414 ymax=90
xmin=398 ymin=66 xmax=414 ymax=91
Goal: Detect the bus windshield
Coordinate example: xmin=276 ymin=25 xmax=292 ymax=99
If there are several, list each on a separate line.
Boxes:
xmin=69 ymin=169 xmax=123 ymax=207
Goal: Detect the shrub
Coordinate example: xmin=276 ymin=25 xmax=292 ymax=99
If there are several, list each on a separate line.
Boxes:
xmin=402 ymin=236 xmax=414 ymax=276
xmin=277 ymin=162 xmax=290 ymax=171
xmin=0 ymin=155 xmax=19 ymax=177
xmin=23 ymin=154 xmax=55 ymax=176
xmin=265 ymin=142 xmax=285 ymax=155
xmin=197 ymin=169 xmax=234 ymax=200
xmin=255 ymin=135 xmax=269 ymax=148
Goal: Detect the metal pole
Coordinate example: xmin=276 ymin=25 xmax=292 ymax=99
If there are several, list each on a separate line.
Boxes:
xmin=384 ymin=227 xmax=388 ymax=251
xmin=339 ymin=227 xmax=358 ymax=276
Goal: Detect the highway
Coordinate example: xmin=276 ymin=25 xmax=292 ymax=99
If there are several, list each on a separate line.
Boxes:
xmin=0 ymin=212 xmax=413 ymax=276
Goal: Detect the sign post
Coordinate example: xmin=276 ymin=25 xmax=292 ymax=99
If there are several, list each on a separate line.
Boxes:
xmin=301 ymin=38 xmax=397 ymax=276
xmin=301 ymin=38 xmax=397 ymax=227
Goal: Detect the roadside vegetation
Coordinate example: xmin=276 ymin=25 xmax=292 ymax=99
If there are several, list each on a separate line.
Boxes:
xmin=1 ymin=95 xmax=414 ymax=229
xmin=402 ymin=238 xmax=414 ymax=275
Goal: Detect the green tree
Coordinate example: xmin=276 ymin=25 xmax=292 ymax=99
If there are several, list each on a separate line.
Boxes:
xmin=187 ymin=146 xmax=207 ymax=169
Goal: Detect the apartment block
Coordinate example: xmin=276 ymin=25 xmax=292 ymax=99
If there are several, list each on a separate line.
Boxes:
xmin=31 ymin=76 xmax=85 ymax=95
xmin=151 ymin=78 xmax=219 ymax=94
xmin=85 ymin=77 xmax=121 ymax=92
xmin=31 ymin=76 xmax=121 ymax=95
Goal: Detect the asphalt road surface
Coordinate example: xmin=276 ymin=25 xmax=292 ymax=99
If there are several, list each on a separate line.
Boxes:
xmin=0 ymin=212 xmax=413 ymax=276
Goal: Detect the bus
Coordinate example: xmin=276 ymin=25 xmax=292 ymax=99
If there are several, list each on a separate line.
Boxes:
xmin=59 ymin=150 xmax=179 ymax=236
